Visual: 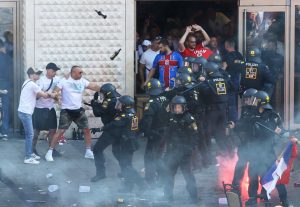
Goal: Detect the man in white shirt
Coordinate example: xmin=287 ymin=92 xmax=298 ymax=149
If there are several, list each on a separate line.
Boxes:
xmin=45 ymin=65 xmax=100 ymax=161
xmin=18 ymin=68 xmax=55 ymax=164
xmin=138 ymin=37 xmax=160 ymax=89
xmin=32 ymin=62 xmax=60 ymax=156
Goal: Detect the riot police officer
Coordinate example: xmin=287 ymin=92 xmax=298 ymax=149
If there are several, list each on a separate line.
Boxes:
xmin=207 ymin=53 xmax=238 ymax=122
xmin=245 ymin=91 xmax=288 ymax=207
xmin=91 ymin=83 xmax=121 ymax=182
xmin=163 ymin=95 xmax=198 ymax=203
xmin=140 ymin=78 xmax=169 ymax=185
xmin=240 ymin=47 xmax=274 ymax=96
xmin=198 ymin=62 xmax=232 ymax=155
xmin=106 ymin=95 xmax=144 ymax=192
xmin=232 ymin=88 xmax=257 ymax=188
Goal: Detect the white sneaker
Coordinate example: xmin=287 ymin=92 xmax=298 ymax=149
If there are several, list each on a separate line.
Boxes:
xmin=24 ymin=157 xmax=40 ymax=164
xmin=45 ymin=150 xmax=54 ymax=162
xmin=31 ymin=153 xmax=40 ymax=160
xmin=85 ymin=150 xmax=94 ymax=159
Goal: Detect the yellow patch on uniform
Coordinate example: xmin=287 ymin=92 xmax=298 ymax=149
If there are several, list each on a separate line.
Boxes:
xmin=245 ymin=67 xmax=257 ymax=79
xmin=216 ymin=82 xmax=227 ymax=95
xmin=191 ymin=122 xmax=198 ymax=131
xmin=121 ymin=114 xmax=126 ymax=117
xmin=144 ymin=103 xmax=150 ymax=110
xmin=102 ymin=101 xmax=108 ymax=108
xmin=131 ymin=116 xmax=139 ymax=131
xmin=187 ymin=76 xmax=192 ymax=82
xmin=147 ymin=82 xmax=152 ymax=88
xmin=250 ymin=50 xmax=255 ymax=56
xmin=114 ymin=116 xmax=121 ymax=121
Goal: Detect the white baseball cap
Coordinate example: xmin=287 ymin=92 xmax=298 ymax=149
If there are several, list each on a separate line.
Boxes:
xmin=142 ymin=40 xmax=151 ymax=46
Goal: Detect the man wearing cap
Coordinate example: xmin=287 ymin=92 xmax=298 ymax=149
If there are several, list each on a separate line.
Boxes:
xmin=18 ymin=68 xmax=56 ymax=164
xmin=139 ymin=37 xmax=160 ymax=90
xmin=45 ymin=65 xmax=100 ymax=161
xmin=32 ymin=62 xmax=61 ymax=156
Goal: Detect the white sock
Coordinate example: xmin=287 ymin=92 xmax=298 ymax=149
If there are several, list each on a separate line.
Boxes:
xmin=48 ymin=149 xmax=53 ymax=154
xmin=86 ymin=148 xmax=92 ymax=152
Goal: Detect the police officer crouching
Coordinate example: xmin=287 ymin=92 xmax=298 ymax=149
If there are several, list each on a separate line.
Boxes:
xmin=140 ymin=78 xmax=169 ymax=185
xmin=91 ymin=83 xmax=121 ymax=182
xmin=240 ymin=47 xmax=274 ymax=96
xmin=163 ymin=95 xmax=199 ymax=203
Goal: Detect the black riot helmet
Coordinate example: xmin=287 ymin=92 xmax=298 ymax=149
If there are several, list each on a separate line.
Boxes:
xmin=204 ymin=62 xmax=222 ymax=77
xmin=145 ymin=78 xmax=163 ymax=96
xmin=177 ymin=66 xmax=193 ymax=75
xmin=183 ymin=57 xmax=196 ymax=67
xmin=208 ymin=53 xmax=222 ymax=68
xmin=242 ymin=88 xmax=257 ymax=106
xmin=170 ymin=95 xmax=187 ymax=115
xmin=100 ymin=83 xmax=120 ymax=98
xmin=175 ymin=72 xmax=195 ymax=89
xmin=194 ymin=56 xmax=208 ymax=67
xmin=246 ymin=46 xmax=262 ymax=63
xmin=115 ymin=95 xmax=135 ymax=113
xmin=252 ymin=90 xmax=272 ymax=110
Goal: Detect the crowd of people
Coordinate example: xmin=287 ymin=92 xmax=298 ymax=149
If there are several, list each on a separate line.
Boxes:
xmin=6 ymin=9 xmax=298 ymax=207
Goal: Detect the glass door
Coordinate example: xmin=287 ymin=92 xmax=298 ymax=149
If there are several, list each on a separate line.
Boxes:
xmin=0 ymin=2 xmax=18 ymax=134
xmin=238 ymin=4 xmax=290 ymax=128
xmin=290 ymin=0 xmax=300 ymax=129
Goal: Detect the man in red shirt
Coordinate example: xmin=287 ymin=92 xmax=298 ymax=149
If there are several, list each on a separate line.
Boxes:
xmin=179 ymin=24 xmax=213 ymax=59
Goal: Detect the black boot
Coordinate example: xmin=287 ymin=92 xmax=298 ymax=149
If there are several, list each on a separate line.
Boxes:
xmin=245 ymin=198 xmax=257 ymax=207
xmin=91 ymin=173 xmax=106 ymax=182
xmin=53 ymin=149 xmax=62 ymax=157
xmin=281 ymin=198 xmax=289 ymax=207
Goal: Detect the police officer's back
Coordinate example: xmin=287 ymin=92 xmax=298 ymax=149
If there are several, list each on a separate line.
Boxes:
xmin=240 ymin=47 xmax=274 ymax=96
xmin=140 ymin=78 xmax=169 ymax=136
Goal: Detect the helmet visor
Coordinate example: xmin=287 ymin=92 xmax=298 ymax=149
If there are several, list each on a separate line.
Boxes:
xmin=171 ymin=104 xmax=184 ymax=114
xmin=115 ymin=99 xmax=122 ymax=110
xmin=242 ymin=96 xmax=256 ymax=106
xmin=190 ymin=62 xmax=200 ymax=73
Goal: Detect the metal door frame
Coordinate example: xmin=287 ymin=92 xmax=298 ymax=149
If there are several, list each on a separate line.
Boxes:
xmin=238 ymin=4 xmax=290 ymax=128
xmin=289 ymin=0 xmax=300 ymax=129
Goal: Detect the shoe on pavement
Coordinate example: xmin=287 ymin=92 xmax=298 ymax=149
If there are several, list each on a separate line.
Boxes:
xmin=31 ymin=153 xmax=41 ymax=160
xmin=2 ymin=134 xmax=7 ymax=138
xmin=53 ymin=149 xmax=62 ymax=157
xmin=33 ymin=149 xmax=40 ymax=157
xmin=90 ymin=174 xmax=106 ymax=182
xmin=24 ymin=157 xmax=40 ymax=164
xmin=85 ymin=150 xmax=94 ymax=159
xmin=45 ymin=151 xmax=54 ymax=162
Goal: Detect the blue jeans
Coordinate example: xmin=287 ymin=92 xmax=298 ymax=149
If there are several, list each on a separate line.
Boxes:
xmin=18 ymin=111 xmax=33 ymax=159
xmin=0 ymin=93 xmax=9 ymax=134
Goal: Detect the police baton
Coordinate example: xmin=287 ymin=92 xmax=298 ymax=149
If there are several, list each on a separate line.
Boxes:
xmin=178 ymin=81 xmax=203 ymax=95
xmin=255 ymin=122 xmax=289 ymax=138
xmin=84 ymin=102 xmax=92 ymax=106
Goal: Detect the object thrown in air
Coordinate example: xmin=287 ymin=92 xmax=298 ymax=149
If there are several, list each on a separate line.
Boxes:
xmin=95 ymin=10 xmax=107 ymax=19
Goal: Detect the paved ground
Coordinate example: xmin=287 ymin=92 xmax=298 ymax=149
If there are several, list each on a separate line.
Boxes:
xmin=0 ymin=136 xmax=299 ymax=207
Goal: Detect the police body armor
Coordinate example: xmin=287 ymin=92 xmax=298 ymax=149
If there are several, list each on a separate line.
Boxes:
xmin=250 ymin=109 xmax=281 ymax=142
xmin=168 ymin=113 xmax=198 ymax=151
xmin=206 ymin=76 xmax=228 ymax=105
xmin=112 ymin=110 xmax=139 ymax=152
xmin=241 ymin=61 xmax=267 ymax=92
xmin=91 ymin=97 xmax=118 ymax=125
xmin=141 ymin=95 xmax=169 ymax=137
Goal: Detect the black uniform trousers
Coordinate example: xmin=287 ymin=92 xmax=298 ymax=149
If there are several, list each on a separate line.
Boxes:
xmin=163 ymin=146 xmax=197 ymax=201
xmin=144 ymin=128 xmax=165 ymax=184
xmin=93 ymin=132 xmax=121 ymax=176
